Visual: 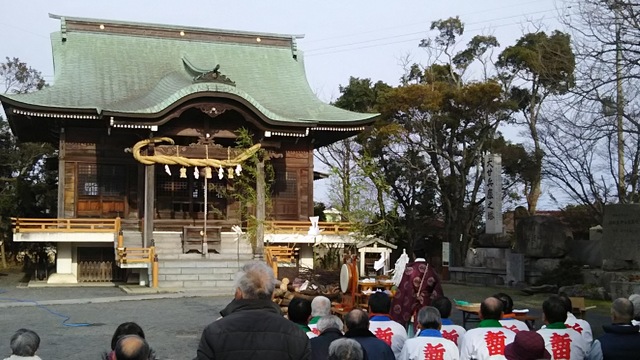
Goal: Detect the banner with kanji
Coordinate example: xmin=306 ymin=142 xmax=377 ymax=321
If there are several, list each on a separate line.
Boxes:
xmin=484 ymin=154 xmax=503 ymax=234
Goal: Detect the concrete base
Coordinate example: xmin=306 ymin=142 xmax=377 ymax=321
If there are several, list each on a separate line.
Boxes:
xmin=47 ymin=273 xmax=78 ymax=284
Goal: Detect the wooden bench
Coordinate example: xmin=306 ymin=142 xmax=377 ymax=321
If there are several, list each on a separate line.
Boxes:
xmin=569 ymin=297 xmax=596 ymax=319
xmin=182 ymin=226 xmax=222 ymax=254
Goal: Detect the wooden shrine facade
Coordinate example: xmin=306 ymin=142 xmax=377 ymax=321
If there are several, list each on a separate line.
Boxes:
xmin=0 ymin=14 xmax=377 ymax=262
xmin=57 ymin=104 xmax=316 ymax=225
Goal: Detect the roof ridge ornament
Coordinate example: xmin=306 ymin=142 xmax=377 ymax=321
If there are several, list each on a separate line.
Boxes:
xmin=182 ymin=57 xmax=236 ymax=86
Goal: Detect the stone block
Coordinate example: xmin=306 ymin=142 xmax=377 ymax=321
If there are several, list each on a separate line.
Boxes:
xmin=181 ymin=268 xmax=215 ymax=275
xmin=602 ymin=259 xmax=633 ymax=271
xmin=610 ymin=281 xmax=640 ymax=299
xmin=506 ymin=251 xmax=525 ymax=285
xmin=164 ymin=274 xmax=199 ymax=281
xmin=198 ymin=274 xmax=233 ymax=281
xmin=215 ymin=280 xmax=236 ymax=287
xmin=158 ymin=281 xmax=184 ymax=288
xmin=476 ymin=233 xmax=512 ymax=248
xmin=558 ymin=284 xmax=610 ymax=300
xmin=161 ymin=261 xmax=197 ymax=268
xmin=195 ymin=261 xmax=230 ymax=268
xmin=601 ymin=204 xmax=640 ymax=268
xmin=534 ymin=258 xmax=562 ymax=273
xmin=515 ymin=215 xmax=571 ymax=258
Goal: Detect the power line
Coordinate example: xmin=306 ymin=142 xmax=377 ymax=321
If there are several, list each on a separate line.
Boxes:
xmin=0 ymin=21 xmax=49 ymax=39
xmin=304 ymin=0 xmax=551 ymax=45
xmin=305 ymin=8 xmax=559 ymax=54
xmin=306 ymin=13 xmax=563 ymax=57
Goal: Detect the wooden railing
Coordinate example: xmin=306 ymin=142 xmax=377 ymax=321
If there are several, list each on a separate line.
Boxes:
xmin=265 ymin=245 xmax=297 ymax=278
xmin=116 ymin=246 xmax=155 ymax=265
xmin=11 ymin=217 xmax=121 ymax=233
xmin=265 ymin=221 xmax=353 ymax=235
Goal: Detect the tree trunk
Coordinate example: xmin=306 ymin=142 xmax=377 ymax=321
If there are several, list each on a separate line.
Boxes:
xmin=0 ymin=238 xmax=6 ymax=269
xmin=254 ymin=159 xmax=265 ymax=260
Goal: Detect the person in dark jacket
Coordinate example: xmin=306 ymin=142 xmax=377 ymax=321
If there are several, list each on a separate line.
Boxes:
xmin=196 ymin=261 xmax=311 ymax=360
xmin=344 ymin=309 xmax=394 ymax=360
xmin=310 ymin=315 xmax=344 ymax=360
xmin=588 ymin=298 xmax=640 ymax=360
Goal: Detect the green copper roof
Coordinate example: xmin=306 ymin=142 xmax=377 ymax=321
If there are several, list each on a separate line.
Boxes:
xmin=0 ymin=16 xmax=377 ymax=126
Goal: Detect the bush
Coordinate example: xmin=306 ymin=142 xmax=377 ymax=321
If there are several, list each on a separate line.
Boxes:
xmin=535 ymin=258 xmax=583 ymax=287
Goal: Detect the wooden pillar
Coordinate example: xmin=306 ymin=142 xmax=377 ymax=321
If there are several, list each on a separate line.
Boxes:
xmin=254 ymin=158 xmax=265 ymax=260
xmin=143 ymin=164 xmax=155 ymax=248
xmin=57 ymin=128 xmax=65 ymax=218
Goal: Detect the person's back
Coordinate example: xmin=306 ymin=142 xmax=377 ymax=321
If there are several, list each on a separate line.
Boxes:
xmin=432 ymin=296 xmax=466 ymax=346
xmin=310 ymin=315 xmax=344 ymax=360
xmin=344 ymin=309 xmax=394 ymax=360
xmin=494 ymin=293 xmax=530 ymax=333
xmin=368 ymin=292 xmax=407 ymax=358
xmin=114 ymin=335 xmax=150 ymax=360
xmin=558 ymin=294 xmax=593 ymax=345
xmin=328 ymin=338 xmax=364 ymax=360
xmin=309 ymin=296 xmax=331 ymax=336
xmin=398 ymin=306 xmax=459 ymax=360
xmin=537 ymin=296 xmax=588 ymax=360
xmin=289 ymin=297 xmax=317 ymax=339
xmin=103 ymin=322 xmax=157 ymax=360
xmin=196 ymin=261 xmax=310 ymax=360
xmin=459 ymin=297 xmax=516 ymax=360
xmin=4 ymin=329 xmax=42 ymax=360
xmin=590 ymin=298 xmax=640 ymax=360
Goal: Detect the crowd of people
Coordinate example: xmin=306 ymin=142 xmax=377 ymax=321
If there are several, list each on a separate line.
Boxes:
xmin=5 ymin=258 xmax=640 ymax=359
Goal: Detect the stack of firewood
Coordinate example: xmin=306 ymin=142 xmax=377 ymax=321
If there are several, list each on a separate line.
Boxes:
xmin=273 ymin=277 xmax=342 ymax=314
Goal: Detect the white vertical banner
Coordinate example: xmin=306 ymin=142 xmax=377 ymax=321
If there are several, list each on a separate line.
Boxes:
xmin=484 ymin=154 xmax=503 ymax=234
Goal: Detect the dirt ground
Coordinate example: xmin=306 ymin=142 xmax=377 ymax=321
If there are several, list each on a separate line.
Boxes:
xmin=442 ymin=282 xmax=612 ymax=338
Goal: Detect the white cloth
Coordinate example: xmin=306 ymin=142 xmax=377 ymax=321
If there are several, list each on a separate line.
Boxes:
xmin=3 ymin=356 xmax=42 ymax=360
xmin=399 ymin=336 xmax=460 ymax=360
xmin=499 ymin=319 xmax=529 ymax=333
xmin=370 ymin=318 xmax=408 ymax=359
xmin=459 ymin=326 xmax=516 ymax=360
xmin=305 ymin=330 xmax=317 ymax=339
xmin=537 ymin=327 xmax=588 ymax=360
xmin=565 ymin=312 xmax=593 ymax=345
xmin=392 ymin=250 xmax=410 ymax=286
xmin=440 ymin=324 xmax=467 ymax=346
xmin=632 ymin=319 xmax=640 ymax=328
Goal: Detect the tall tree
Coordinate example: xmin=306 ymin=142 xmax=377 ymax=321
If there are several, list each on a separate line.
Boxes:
xmin=556 ymin=0 xmax=640 ymax=205
xmin=0 ymin=57 xmax=54 ymax=268
xmin=316 ymin=77 xmax=392 ymax=226
xmin=497 ymin=31 xmax=575 ymax=214
xmin=371 ymin=17 xmax=514 ymax=265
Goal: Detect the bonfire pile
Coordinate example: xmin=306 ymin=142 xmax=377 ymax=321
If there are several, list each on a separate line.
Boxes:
xmin=272 ymin=268 xmax=342 ymax=314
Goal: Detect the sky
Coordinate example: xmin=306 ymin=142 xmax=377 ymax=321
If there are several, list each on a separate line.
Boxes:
xmin=0 ymin=0 xmax=567 ymax=208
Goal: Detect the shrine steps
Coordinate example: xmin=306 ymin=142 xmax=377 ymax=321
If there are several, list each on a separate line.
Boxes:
xmin=121 ymin=230 xmax=254 ymax=289
xmin=157 ymin=254 xmax=253 ymax=289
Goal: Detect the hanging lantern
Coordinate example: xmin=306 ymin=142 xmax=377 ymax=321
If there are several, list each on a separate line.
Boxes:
xmin=228 ymin=167 xmax=234 ymax=179
xmin=179 ymin=167 xmax=187 ymax=178
xmin=194 ymin=166 xmax=200 ymax=179
xmin=218 ymin=166 xmax=224 ymax=180
xmin=235 ymin=164 xmax=242 ymax=176
xmin=205 ymin=166 xmax=212 ymax=179
xmin=164 ymin=164 xmax=172 ymax=176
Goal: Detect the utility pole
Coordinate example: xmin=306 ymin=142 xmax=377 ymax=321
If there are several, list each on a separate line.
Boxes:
xmin=614 ymin=0 xmax=626 ymax=202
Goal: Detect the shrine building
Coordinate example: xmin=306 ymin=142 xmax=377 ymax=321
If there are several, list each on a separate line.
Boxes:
xmin=0 ymin=15 xmax=377 ymax=286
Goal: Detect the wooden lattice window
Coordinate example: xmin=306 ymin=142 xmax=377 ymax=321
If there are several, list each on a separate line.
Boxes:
xmin=77 ymin=164 xmax=125 ymax=196
xmin=274 ymin=170 xmax=298 ymax=199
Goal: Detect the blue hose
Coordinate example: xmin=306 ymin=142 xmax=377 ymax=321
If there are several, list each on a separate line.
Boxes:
xmin=0 ymin=289 xmax=92 ymax=327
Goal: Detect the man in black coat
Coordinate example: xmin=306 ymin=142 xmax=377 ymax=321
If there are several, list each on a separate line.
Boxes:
xmin=344 ymin=309 xmax=395 ymax=360
xmin=196 ymin=261 xmax=311 ymax=360
xmin=589 ymin=298 xmax=640 ymax=360
xmin=310 ymin=315 xmax=344 ymax=360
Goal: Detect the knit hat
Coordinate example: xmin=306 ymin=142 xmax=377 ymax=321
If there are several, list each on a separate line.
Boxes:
xmin=504 ymin=331 xmax=551 ymax=360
